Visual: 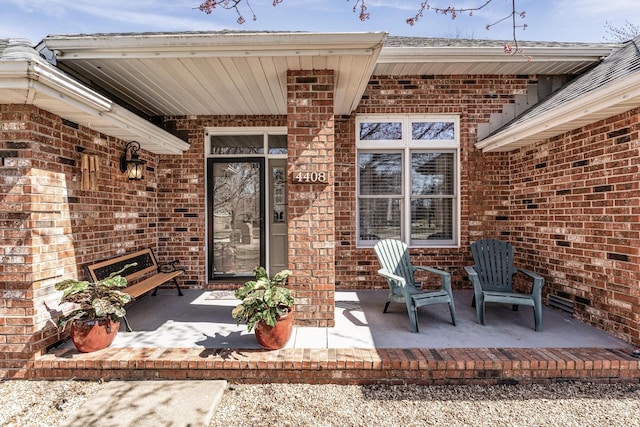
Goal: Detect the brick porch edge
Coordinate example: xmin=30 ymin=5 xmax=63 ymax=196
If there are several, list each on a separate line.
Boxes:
xmin=30 ymin=347 xmax=640 ymax=385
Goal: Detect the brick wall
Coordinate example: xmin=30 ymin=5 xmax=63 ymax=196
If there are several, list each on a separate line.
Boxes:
xmin=3 ymin=72 xmax=639 ymax=376
xmin=335 ymin=75 xmax=528 ymax=290
xmin=287 ymin=70 xmax=336 ymax=327
xmin=0 ymin=104 xmax=160 ymax=378
xmin=334 ymin=75 xmax=639 ymax=345
xmin=509 ymin=107 xmax=640 ymax=344
xmin=158 ymin=114 xmax=287 ymax=289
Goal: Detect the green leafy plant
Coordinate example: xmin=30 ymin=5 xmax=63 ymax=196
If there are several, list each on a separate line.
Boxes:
xmin=55 ymin=264 xmax=135 ymax=329
xmin=231 ymin=266 xmax=294 ymax=332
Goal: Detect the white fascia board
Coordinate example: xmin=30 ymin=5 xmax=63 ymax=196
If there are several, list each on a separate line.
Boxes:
xmin=0 ymin=56 xmax=189 ymax=154
xmin=347 ymin=40 xmax=385 ymax=113
xmin=41 ymin=32 xmax=388 ymax=60
xmin=31 ymin=61 xmax=113 ymax=111
xmin=0 ymin=58 xmax=112 ymax=111
xmin=104 ymin=104 xmax=189 ymax=154
xmin=476 ymin=73 xmax=640 ymax=152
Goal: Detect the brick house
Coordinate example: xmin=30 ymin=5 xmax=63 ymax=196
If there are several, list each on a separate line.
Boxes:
xmin=1 ymin=32 xmax=639 ymax=378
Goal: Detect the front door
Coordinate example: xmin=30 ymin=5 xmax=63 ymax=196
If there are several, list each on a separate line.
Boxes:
xmin=207 ymin=157 xmax=288 ymax=280
xmin=207 ymin=158 xmax=264 ymax=279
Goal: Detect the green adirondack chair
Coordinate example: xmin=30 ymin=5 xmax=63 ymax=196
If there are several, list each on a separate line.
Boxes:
xmin=374 ymin=239 xmax=457 ymax=333
xmin=464 ymin=238 xmax=544 ymax=331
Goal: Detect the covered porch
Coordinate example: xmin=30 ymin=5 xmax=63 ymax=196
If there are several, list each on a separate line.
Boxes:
xmin=36 ymin=289 xmax=638 ymax=384
xmin=2 ymin=33 xmax=640 ymax=382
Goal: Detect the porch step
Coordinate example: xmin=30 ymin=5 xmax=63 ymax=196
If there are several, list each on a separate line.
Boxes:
xmin=34 ymin=346 xmax=640 ymax=385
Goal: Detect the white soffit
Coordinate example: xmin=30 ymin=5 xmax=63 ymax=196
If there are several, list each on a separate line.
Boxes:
xmin=476 ymin=73 xmax=640 ymax=152
xmin=0 ymin=39 xmax=189 ymax=154
xmin=39 ymin=32 xmax=388 ymax=116
xmin=477 ymin=37 xmax=640 ymax=152
xmin=375 ymin=45 xmax=617 ymax=76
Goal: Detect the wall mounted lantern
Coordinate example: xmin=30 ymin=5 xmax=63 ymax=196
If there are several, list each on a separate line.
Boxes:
xmin=119 ymin=141 xmax=146 ymax=180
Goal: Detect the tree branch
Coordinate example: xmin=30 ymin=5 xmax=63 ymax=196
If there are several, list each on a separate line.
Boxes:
xmin=197 ymin=0 xmax=529 ymax=57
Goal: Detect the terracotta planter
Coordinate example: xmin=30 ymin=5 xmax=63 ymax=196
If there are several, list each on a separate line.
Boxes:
xmin=254 ymin=307 xmax=294 ymax=350
xmin=70 ymin=317 xmax=119 ymax=353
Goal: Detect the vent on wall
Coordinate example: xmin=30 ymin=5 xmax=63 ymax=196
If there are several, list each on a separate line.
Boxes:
xmin=548 ymin=295 xmax=574 ymax=316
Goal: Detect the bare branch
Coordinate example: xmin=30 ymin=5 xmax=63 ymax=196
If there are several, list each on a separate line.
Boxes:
xmin=406 ymin=0 xmax=494 ymax=26
xmin=198 ymin=0 xmax=282 ymax=24
xmin=352 ymin=0 xmax=371 ymax=21
xmin=197 ymin=0 xmax=529 ymax=58
xmin=404 ymin=0 xmax=527 ymax=57
xmin=603 ymin=20 xmax=640 ymax=42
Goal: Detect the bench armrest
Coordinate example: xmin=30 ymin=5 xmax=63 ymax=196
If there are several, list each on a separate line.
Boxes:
xmin=158 ymin=259 xmax=181 ymax=272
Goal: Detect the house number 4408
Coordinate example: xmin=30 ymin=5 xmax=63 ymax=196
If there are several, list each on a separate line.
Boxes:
xmin=293 ymin=171 xmax=327 ymax=183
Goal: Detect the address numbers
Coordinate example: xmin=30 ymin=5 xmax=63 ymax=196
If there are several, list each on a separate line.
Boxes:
xmin=293 ymin=171 xmax=328 ymax=183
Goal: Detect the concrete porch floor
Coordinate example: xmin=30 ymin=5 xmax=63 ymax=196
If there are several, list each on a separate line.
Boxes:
xmin=36 ymin=290 xmax=640 ymax=384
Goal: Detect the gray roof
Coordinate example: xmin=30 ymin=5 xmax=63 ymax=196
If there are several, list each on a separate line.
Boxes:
xmin=384 ymin=35 xmax=616 ymax=49
xmin=0 ymin=38 xmax=40 ymax=61
xmin=489 ymin=36 xmax=640 ymax=136
xmin=39 ymin=31 xmax=618 ymax=50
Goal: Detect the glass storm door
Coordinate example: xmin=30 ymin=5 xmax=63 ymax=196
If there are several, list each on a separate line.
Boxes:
xmin=207 ymin=159 xmax=265 ymax=279
xmin=268 ymin=159 xmax=288 ymax=274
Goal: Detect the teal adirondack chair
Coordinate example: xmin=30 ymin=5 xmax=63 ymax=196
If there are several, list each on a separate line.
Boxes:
xmin=464 ymin=238 xmax=544 ymax=331
xmin=374 ymin=239 xmax=456 ymax=333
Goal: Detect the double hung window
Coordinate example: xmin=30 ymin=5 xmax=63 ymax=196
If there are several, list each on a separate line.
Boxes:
xmin=356 ymin=115 xmax=460 ymax=247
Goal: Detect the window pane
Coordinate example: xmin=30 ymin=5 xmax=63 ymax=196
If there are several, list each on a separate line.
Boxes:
xmin=359 ymin=153 xmax=402 ymax=195
xmin=359 ymin=198 xmax=402 ymax=241
xmin=411 ymin=199 xmax=453 ymax=241
xmin=268 ymin=134 xmax=287 ymax=154
xmin=359 ymin=122 xmax=402 ymax=140
xmin=211 ymin=161 xmax=262 ymax=277
xmin=211 ymin=135 xmax=264 ymax=154
xmin=412 ymin=122 xmax=455 ymax=140
xmin=412 ymin=153 xmax=454 ymax=195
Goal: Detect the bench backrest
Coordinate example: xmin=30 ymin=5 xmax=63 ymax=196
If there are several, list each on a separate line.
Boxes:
xmin=85 ymin=248 xmax=158 ymax=283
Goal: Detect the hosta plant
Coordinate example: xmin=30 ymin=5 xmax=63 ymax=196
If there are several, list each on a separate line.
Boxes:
xmin=232 ymin=266 xmax=294 ymax=332
xmin=55 ymin=264 xmax=134 ymax=329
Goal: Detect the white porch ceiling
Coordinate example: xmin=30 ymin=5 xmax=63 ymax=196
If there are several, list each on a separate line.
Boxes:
xmin=39 ymin=32 xmax=388 ymax=117
xmin=0 ymin=39 xmax=189 ymax=154
xmin=19 ymin=32 xmax=631 ymax=154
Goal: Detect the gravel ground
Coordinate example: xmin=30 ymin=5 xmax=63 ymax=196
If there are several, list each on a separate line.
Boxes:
xmin=2 ymin=380 xmax=640 ymax=427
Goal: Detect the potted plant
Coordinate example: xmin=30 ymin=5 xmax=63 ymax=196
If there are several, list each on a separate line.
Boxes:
xmin=55 ymin=265 xmax=133 ymax=352
xmin=232 ymin=266 xmax=295 ymax=350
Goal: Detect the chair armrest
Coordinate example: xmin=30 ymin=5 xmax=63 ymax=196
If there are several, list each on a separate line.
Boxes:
xmin=517 ymin=268 xmax=543 ymax=281
xmin=464 ymin=265 xmax=478 ymax=278
xmin=412 ymin=266 xmax=452 ymax=293
xmin=464 ymin=265 xmax=482 ymax=290
xmin=517 ymin=268 xmax=544 ymax=295
xmin=412 ymin=265 xmax=449 ymax=278
xmin=377 ymin=268 xmax=406 ymax=286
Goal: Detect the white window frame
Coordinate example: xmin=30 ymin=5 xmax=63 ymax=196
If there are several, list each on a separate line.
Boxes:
xmin=204 ymin=126 xmax=288 ymax=159
xmin=356 ymin=115 xmax=460 ymax=248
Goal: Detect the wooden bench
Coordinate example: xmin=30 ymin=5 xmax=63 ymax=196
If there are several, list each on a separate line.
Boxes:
xmin=85 ymin=248 xmax=184 ymax=331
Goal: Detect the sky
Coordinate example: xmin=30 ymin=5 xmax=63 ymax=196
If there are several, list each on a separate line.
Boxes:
xmin=0 ymin=0 xmax=639 ymax=45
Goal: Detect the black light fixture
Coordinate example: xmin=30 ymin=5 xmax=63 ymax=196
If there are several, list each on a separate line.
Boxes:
xmin=119 ymin=141 xmax=146 ymax=180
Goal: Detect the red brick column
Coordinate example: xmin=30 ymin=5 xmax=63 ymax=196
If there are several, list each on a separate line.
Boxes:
xmin=287 ymin=70 xmax=335 ymax=327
